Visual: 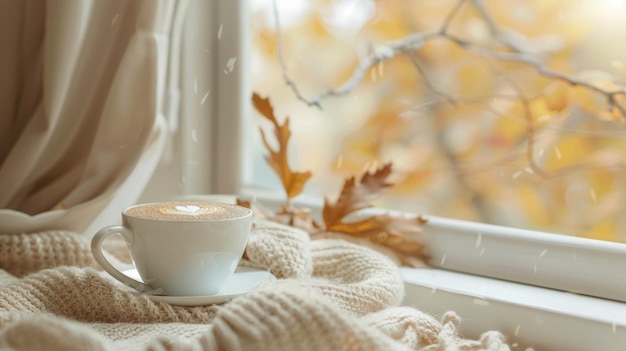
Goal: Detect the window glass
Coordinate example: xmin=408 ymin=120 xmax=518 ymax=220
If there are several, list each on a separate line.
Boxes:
xmin=247 ymin=0 xmax=626 ymax=242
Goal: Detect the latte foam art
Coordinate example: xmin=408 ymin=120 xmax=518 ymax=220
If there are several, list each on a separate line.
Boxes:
xmin=160 ymin=205 xmax=219 ymax=216
xmin=125 ymin=201 xmax=250 ymax=221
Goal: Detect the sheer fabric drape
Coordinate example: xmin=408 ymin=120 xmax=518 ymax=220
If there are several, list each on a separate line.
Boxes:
xmin=0 ymin=0 xmax=177 ymax=235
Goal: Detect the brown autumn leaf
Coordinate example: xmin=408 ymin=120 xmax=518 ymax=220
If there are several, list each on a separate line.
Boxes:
xmin=236 ymin=198 xmax=251 ymax=209
xmin=323 ymin=163 xmax=428 ymax=261
xmin=323 ymin=163 xmax=393 ymax=227
xmin=252 ymin=93 xmax=312 ymax=198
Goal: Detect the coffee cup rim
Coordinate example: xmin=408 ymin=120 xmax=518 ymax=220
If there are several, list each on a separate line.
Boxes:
xmin=122 ymin=200 xmax=253 ymax=222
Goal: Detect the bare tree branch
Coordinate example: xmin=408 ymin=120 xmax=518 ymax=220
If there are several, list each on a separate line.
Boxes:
xmin=444 ymin=34 xmax=626 ymax=120
xmin=407 ymin=53 xmax=494 ymax=222
xmin=274 ymin=0 xmax=626 ymax=120
xmin=286 ymin=31 xmax=440 ymax=108
xmin=407 ymin=54 xmax=458 ymax=105
xmin=272 ymin=0 xmax=316 ymax=108
xmin=439 ymin=0 xmax=466 ymax=35
xmin=468 ymin=0 xmax=528 ymax=52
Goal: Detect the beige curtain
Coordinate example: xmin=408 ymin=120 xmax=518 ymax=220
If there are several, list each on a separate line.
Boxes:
xmin=0 ymin=0 xmax=177 ymax=235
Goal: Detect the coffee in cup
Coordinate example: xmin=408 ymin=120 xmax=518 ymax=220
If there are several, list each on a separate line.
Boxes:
xmin=91 ymin=201 xmax=253 ymax=296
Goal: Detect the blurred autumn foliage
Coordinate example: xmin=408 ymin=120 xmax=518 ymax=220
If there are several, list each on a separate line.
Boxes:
xmin=250 ymin=0 xmax=626 ymax=243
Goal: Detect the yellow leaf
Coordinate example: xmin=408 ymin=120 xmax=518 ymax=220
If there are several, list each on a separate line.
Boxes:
xmin=587 ymin=220 xmax=616 ymax=242
xmin=574 ymin=77 xmax=626 ymax=122
xmin=452 ymin=60 xmax=495 ymax=97
xmin=544 ymin=135 xmax=590 ymax=170
xmin=543 ymin=83 xmax=571 ymax=112
xmin=253 ymin=28 xmax=277 ymax=57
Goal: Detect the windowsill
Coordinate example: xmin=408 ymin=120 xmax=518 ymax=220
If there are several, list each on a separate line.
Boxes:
xmin=402 ymin=214 xmax=626 ymax=350
xmin=419 ymin=215 xmax=626 ymax=303
xmin=180 ymin=191 xmax=626 ymax=349
xmin=402 ymin=268 xmax=626 ymax=351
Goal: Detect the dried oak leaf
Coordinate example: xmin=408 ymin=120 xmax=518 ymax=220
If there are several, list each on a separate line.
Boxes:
xmin=252 ymin=93 xmax=312 ymax=198
xmin=323 ymin=163 xmax=428 ymax=262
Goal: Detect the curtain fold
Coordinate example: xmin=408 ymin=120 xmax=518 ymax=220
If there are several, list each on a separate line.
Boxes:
xmin=0 ymin=0 xmax=177 ymax=235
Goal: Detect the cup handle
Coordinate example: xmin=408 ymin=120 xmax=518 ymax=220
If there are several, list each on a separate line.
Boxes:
xmin=91 ymin=225 xmax=151 ymax=293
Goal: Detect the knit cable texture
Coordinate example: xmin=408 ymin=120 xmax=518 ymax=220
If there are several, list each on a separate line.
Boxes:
xmin=0 ymin=219 xmax=514 ymax=351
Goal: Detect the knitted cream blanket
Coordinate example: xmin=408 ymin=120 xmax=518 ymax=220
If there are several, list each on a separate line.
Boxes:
xmin=0 ymin=220 xmax=513 ymax=351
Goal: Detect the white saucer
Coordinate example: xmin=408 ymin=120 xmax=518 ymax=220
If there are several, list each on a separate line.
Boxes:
xmin=123 ymin=266 xmax=277 ymax=306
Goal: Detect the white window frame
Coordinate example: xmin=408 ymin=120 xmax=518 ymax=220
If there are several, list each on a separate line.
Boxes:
xmin=140 ymin=1 xmax=626 ymax=349
xmin=141 ymin=0 xmax=249 ymax=201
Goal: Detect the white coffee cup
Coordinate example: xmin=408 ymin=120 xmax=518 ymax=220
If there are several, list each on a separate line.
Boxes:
xmin=91 ymin=201 xmax=253 ymax=296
